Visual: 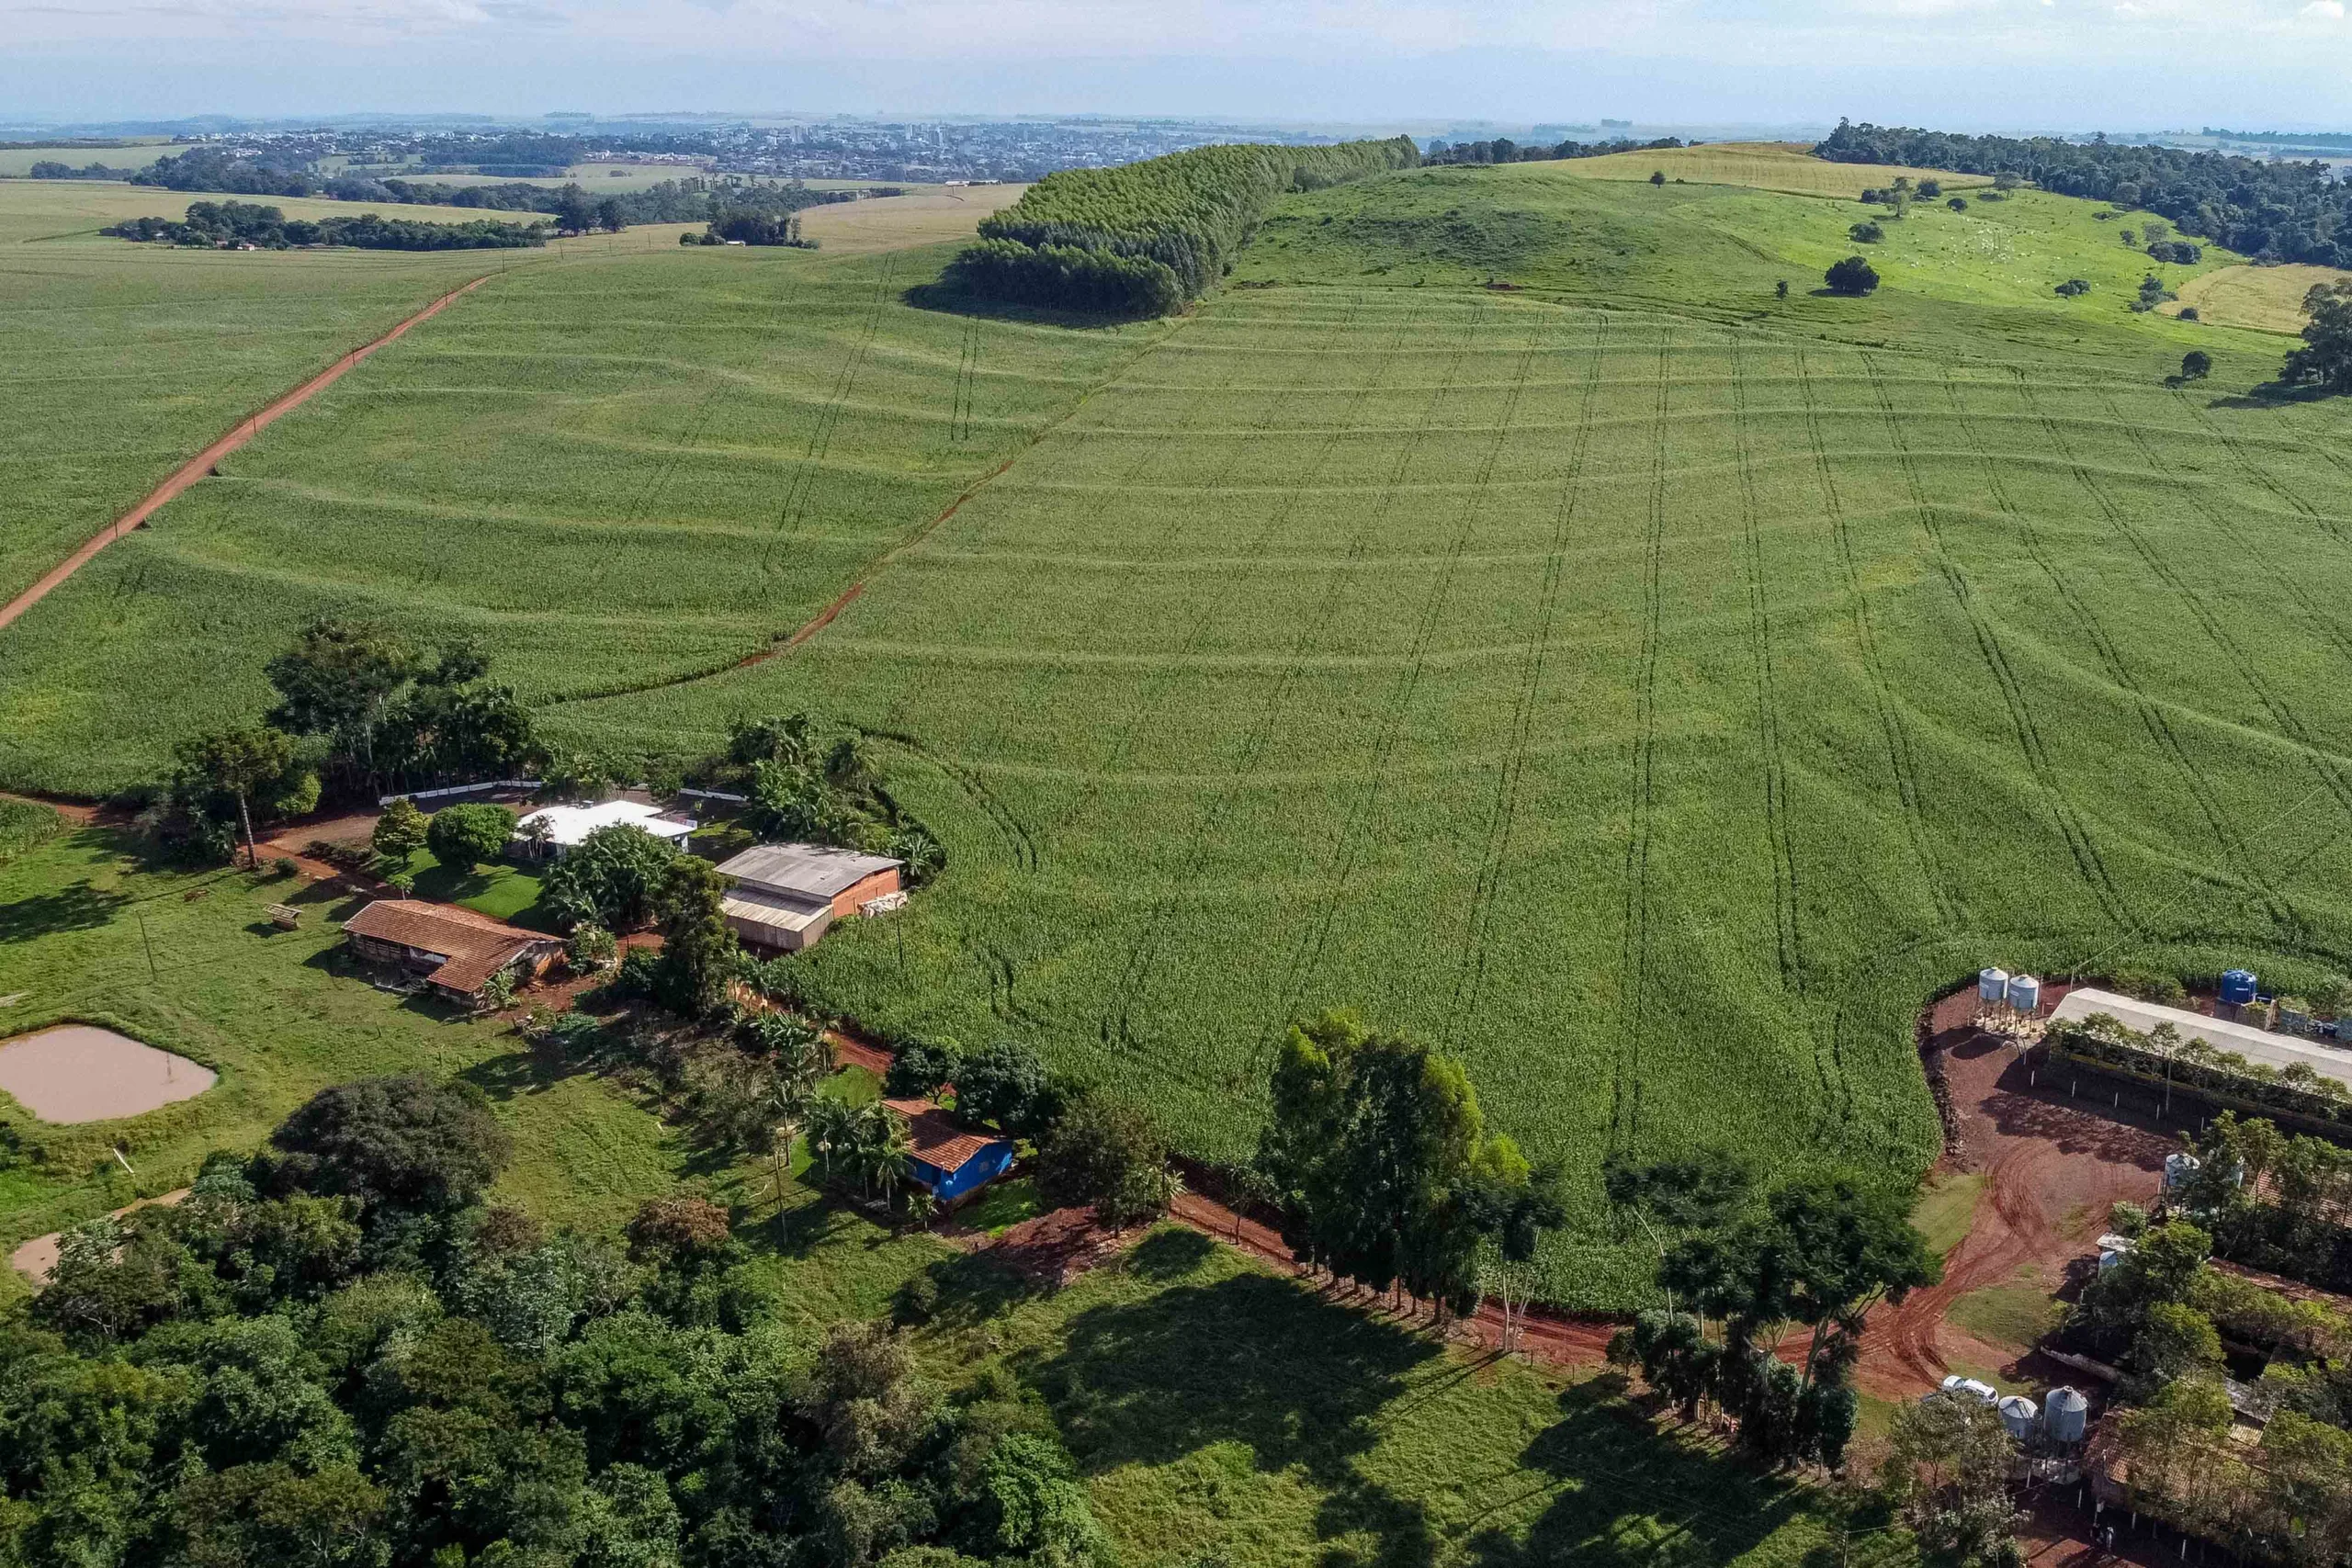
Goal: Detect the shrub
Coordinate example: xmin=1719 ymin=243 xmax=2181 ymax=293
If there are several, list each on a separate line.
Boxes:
xmin=425 ymin=802 xmax=515 ymax=873
xmin=544 ymin=824 xmax=677 ymax=930
xmin=884 ymin=1037 xmax=962 ymax=1100
xmin=370 ymin=796 xmax=428 ymax=860
xmin=1824 ymin=255 xmax=1880 ymax=296
xmin=566 ymin=922 xmax=617 ymax=974
xmin=1947 ymin=197 xmax=1968 ymax=211
xmin=1849 ymin=220 xmax=1884 ymax=243
xmin=2054 ymin=278 xmax=2092 ymax=298
xmin=2181 ymin=349 xmax=2212 ymax=380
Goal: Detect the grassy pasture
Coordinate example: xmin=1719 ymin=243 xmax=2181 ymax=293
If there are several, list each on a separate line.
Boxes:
xmin=0 ymin=141 xmax=175 ymax=176
xmin=796 ymin=182 xmax=1030 ymax=253
xmin=2173 ymin=262 xmax=2352 ymax=333
xmin=0 ymin=820 xmax=684 ymax=1269
xmin=1563 ymin=141 xmax=1990 ymax=198
xmin=11 ymin=159 xmax=2352 ymax=1308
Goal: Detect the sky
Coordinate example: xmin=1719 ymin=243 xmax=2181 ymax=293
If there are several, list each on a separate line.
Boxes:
xmin=7 ymin=0 xmax=2352 ymax=131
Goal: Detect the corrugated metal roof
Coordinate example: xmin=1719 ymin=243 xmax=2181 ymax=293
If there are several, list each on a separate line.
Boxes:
xmin=719 ymin=887 xmax=829 ymax=931
xmin=718 ymin=842 xmax=901 ymax=900
xmin=2050 ymin=987 xmax=2352 ymax=1090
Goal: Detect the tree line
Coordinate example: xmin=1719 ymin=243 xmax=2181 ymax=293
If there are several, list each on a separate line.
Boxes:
xmin=1420 ymin=135 xmax=1685 ymax=166
xmin=125 ymin=148 xmax=867 ymax=231
xmin=1815 ymin=118 xmax=2352 ymax=268
xmin=101 ymin=200 xmax=548 ymax=252
xmin=3 ymin=1074 xmax=1117 ymax=1568
xmin=946 ymin=136 xmax=1421 ymax=316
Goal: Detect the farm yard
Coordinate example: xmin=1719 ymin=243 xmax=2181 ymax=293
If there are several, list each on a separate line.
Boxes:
xmin=7 ymin=153 xmax=2352 ymax=1312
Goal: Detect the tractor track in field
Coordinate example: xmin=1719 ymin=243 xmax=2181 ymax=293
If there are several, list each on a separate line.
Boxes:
xmin=1009 ymin=298 xmax=1334 ymax=865
xmin=1734 ymin=340 xmax=1806 ymax=1002
xmin=1270 ymin=304 xmax=1541 ymax=1040
xmin=1446 ymin=311 xmax=1611 ymax=1040
xmin=0 ymin=273 xmax=493 ymax=636
xmin=1944 ymin=373 xmax=2293 ymax=935
xmin=1797 ymin=348 xmax=1958 ymax=931
xmin=2017 ymin=373 xmax=2352 ymax=834
xmin=561 ymin=298 xmax=1186 ymax=708
xmin=2107 ymin=387 xmax=2352 ymax=678
xmin=1875 ymin=361 xmax=2139 ymax=937
xmin=1103 ymin=300 xmax=1486 ymax=1072
xmin=761 ymin=253 xmax=898 ymax=573
xmin=1609 ymin=324 xmax=1675 ymax=1152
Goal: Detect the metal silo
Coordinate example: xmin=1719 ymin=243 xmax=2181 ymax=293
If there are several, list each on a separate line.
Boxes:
xmin=1980 ymin=967 xmax=2010 ymax=1004
xmin=2045 ymin=1386 xmax=2088 ymax=1444
xmin=1998 ymin=1395 xmax=2039 ymax=1440
xmin=2007 ymin=974 xmax=2041 ymax=1014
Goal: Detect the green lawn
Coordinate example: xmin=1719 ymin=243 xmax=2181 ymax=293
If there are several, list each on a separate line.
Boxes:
xmin=0 ymin=821 xmax=679 ymax=1265
xmin=402 ymin=848 xmax=550 ymax=926
xmin=902 ymin=1226 xmax=1913 ymax=1568
xmin=1910 ymin=1171 xmax=1984 ymax=1261
xmin=12 ymin=159 xmax=2352 ymax=1311
xmin=1947 ymin=1271 xmax=2064 ymax=1354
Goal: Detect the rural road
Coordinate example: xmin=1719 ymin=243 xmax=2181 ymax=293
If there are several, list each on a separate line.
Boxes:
xmin=0 ymin=273 xmax=492 ymax=635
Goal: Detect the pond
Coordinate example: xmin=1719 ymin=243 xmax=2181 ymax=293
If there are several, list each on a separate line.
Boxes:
xmin=0 ymin=1024 xmax=217 ymax=1122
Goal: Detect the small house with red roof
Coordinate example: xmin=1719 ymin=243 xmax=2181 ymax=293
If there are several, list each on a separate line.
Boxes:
xmin=882 ymin=1097 xmax=1015 ymax=1205
xmin=342 ymin=899 xmax=560 ymax=1005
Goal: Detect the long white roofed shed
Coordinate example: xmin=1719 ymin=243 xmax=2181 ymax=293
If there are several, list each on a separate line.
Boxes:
xmin=2048 ymin=987 xmax=2352 ymax=1092
xmin=514 ymin=799 xmax=695 ymax=856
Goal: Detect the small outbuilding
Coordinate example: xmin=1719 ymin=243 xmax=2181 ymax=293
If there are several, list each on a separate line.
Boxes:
xmin=882 ymin=1097 xmax=1015 ymax=1205
xmin=342 ymin=899 xmax=560 ymax=1005
xmin=514 ymin=800 xmax=695 ymax=861
xmin=715 ymin=842 xmax=904 ymax=953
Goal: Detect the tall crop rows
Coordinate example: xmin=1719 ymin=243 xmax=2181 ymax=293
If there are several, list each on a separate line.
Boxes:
xmin=946 ymin=137 xmax=1419 ymax=314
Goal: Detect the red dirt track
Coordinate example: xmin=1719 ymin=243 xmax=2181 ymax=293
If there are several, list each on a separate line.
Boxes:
xmin=0 ymin=275 xmax=492 ymax=635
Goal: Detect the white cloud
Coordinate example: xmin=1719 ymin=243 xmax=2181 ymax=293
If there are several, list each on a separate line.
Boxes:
xmin=2302 ymin=0 xmax=2344 ymax=17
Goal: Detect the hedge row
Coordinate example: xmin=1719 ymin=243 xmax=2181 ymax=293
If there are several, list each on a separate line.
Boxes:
xmin=946 ymin=136 xmax=1420 ymax=316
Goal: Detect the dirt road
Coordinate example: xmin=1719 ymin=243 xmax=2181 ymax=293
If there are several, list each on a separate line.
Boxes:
xmin=0 ymin=274 xmax=492 ymax=635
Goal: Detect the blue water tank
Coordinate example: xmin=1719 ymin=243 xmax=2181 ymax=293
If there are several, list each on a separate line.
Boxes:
xmin=2221 ymin=969 xmax=2258 ymax=1006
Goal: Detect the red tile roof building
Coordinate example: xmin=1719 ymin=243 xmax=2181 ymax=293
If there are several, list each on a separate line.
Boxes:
xmin=342 ymin=899 xmax=559 ymax=1002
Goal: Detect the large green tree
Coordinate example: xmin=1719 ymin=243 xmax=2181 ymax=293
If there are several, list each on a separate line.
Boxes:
xmin=2283 ymin=279 xmax=2352 ymax=393
xmin=1258 ymin=1010 xmax=1530 ymax=1315
xmin=173 ymin=725 xmax=309 ymax=868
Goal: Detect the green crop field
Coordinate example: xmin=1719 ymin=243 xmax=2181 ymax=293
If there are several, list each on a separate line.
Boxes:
xmin=1564 ymin=140 xmax=1991 ymax=199
xmin=0 ymin=180 xmax=685 ymax=608
xmin=9 ymin=157 xmax=2352 ymax=1309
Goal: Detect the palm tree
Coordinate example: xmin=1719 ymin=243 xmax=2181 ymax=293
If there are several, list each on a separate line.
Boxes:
xmin=806 ymin=1098 xmax=860 ymax=1187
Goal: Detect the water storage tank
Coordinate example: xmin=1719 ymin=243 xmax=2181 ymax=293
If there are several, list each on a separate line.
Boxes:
xmin=2221 ymin=969 xmax=2258 ymax=1006
xmin=2046 ymin=1386 xmax=2089 ymax=1444
xmin=2007 ymin=974 xmax=2042 ymax=1014
xmin=1998 ymin=1395 xmax=2039 ymax=1439
xmin=2098 ymin=1247 xmax=2126 ymax=1274
xmin=1980 ymin=967 xmax=2010 ymax=1003
xmin=2165 ymin=1153 xmax=2201 ymax=1191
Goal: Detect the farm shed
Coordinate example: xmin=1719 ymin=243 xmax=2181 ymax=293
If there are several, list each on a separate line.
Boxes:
xmin=342 ymin=899 xmax=560 ymax=1004
xmin=714 ymin=842 xmax=904 ymax=953
xmin=2049 ymin=988 xmax=2352 ymax=1093
xmin=882 ymin=1097 xmax=1015 ymax=1204
xmin=514 ymin=799 xmax=694 ymax=860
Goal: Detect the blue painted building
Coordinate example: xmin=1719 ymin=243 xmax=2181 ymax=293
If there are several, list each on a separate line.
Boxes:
xmin=885 ymin=1097 xmax=1016 ymax=1205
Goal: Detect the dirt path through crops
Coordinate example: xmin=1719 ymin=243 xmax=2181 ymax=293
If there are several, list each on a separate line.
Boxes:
xmin=0 ymin=274 xmax=493 ymax=636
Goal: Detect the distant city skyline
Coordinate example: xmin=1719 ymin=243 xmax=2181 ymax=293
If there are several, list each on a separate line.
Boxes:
xmin=7 ymin=0 xmax=2352 ymax=130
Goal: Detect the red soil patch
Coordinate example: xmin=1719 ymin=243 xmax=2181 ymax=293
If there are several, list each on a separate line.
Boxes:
xmin=0 ymin=275 xmax=492 ymax=636
xmin=1854 ymin=987 xmax=2170 ymax=1400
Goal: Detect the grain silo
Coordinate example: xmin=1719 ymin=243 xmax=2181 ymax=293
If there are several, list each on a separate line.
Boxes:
xmin=2045 ymin=1386 xmax=2088 ymax=1444
xmin=2007 ymin=974 xmax=2041 ymax=1014
xmin=1998 ymin=1395 xmax=2039 ymax=1440
xmin=1980 ymin=967 xmax=2010 ymax=1004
